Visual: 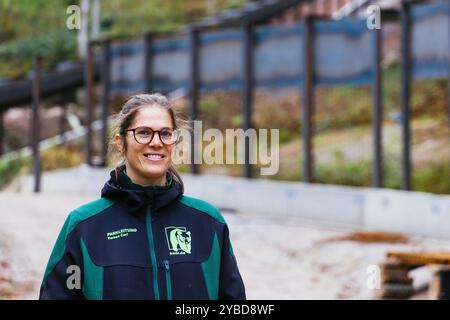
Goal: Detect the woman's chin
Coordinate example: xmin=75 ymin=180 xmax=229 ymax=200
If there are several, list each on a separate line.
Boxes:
xmin=140 ymin=166 xmax=168 ymax=181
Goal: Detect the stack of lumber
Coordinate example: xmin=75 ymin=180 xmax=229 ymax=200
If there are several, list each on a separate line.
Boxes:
xmin=377 ymin=261 xmax=415 ymax=299
xmin=377 ymin=251 xmax=450 ymax=299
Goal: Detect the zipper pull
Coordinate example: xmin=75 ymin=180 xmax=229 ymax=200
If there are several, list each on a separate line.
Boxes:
xmin=163 ymin=260 xmax=170 ymax=270
xmin=163 ymin=259 xmax=172 ymax=300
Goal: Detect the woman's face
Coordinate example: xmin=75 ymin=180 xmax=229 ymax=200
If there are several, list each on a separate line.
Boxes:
xmin=117 ymin=105 xmax=175 ymax=186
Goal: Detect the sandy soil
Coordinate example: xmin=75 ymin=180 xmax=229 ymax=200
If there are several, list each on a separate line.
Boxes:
xmin=1 ymin=192 xmax=450 ymax=300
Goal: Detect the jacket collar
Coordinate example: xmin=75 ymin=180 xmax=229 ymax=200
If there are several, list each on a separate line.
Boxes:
xmin=101 ymin=165 xmax=183 ymax=213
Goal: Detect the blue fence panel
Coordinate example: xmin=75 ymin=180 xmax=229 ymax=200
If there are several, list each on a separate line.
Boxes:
xmin=411 ymin=2 xmax=450 ymax=80
xmin=253 ymin=24 xmax=304 ymax=88
xmin=314 ymin=19 xmax=374 ymax=86
xmin=199 ymin=29 xmax=243 ymax=91
xmin=152 ymin=35 xmax=190 ymax=92
xmin=108 ymin=3 xmax=450 ymax=94
xmin=110 ymin=39 xmax=146 ymax=92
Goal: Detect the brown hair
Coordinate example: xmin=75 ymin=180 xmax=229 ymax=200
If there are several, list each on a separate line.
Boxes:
xmin=109 ymin=93 xmax=187 ymax=193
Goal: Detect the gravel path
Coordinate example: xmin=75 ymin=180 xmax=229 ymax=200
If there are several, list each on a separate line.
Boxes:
xmin=0 ymin=193 xmax=96 ymax=299
xmin=2 ymin=192 xmax=450 ymax=300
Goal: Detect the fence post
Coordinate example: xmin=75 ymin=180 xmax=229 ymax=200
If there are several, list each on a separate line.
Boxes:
xmin=302 ymin=16 xmax=315 ymax=183
xmin=400 ymin=1 xmax=412 ymax=190
xmin=241 ymin=21 xmax=254 ymax=179
xmin=372 ymin=26 xmax=383 ymax=188
xmin=31 ymin=56 xmax=42 ymax=193
xmin=100 ymin=39 xmax=111 ymax=167
xmin=448 ymin=8 xmax=450 ymax=134
xmin=144 ymin=33 xmax=154 ymax=93
xmin=0 ymin=110 xmax=4 ymax=156
xmin=189 ymin=27 xmax=200 ymax=174
xmin=85 ymin=41 xmax=94 ymax=166
xmin=60 ymin=104 xmax=67 ymax=145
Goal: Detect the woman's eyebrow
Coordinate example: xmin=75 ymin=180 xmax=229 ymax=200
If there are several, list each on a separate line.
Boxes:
xmin=136 ymin=125 xmax=173 ymax=129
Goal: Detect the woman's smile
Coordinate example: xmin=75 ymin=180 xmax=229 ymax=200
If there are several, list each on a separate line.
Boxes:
xmin=143 ymin=152 xmax=166 ymax=162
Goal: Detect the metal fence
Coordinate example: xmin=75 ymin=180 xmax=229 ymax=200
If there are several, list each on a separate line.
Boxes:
xmin=1 ymin=1 xmax=449 ymax=192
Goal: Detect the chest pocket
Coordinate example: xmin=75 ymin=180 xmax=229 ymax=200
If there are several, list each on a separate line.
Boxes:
xmin=160 ymin=225 xmax=216 ymax=264
xmin=82 ymin=224 xmax=152 ymax=268
xmin=80 ymin=233 xmax=155 ymax=300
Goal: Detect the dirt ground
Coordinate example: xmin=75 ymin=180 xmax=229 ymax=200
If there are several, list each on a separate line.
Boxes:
xmin=1 ymin=192 xmax=450 ymax=300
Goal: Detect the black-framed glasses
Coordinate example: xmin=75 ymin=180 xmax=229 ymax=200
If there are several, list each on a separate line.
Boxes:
xmin=125 ymin=126 xmax=179 ymax=145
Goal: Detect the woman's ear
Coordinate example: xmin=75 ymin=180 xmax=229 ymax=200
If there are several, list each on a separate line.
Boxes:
xmin=114 ymin=134 xmax=125 ymax=154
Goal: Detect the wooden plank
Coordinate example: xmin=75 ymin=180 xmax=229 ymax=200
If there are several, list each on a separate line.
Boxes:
xmin=387 ymin=251 xmax=450 ymax=266
xmin=381 ymin=269 xmax=413 ymax=285
xmin=377 ymin=284 xmax=415 ymax=299
xmin=379 ymin=261 xmax=419 ymax=271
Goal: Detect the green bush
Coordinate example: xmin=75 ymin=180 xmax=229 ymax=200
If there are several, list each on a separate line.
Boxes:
xmin=40 ymin=145 xmax=83 ymax=171
xmin=315 ymin=159 xmax=373 ymax=187
xmin=200 ymin=100 xmax=219 ymax=115
xmin=0 ymin=29 xmax=77 ymax=78
xmin=413 ymin=162 xmax=450 ymax=194
xmin=0 ymin=156 xmax=29 ymax=189
xmin=315 ymin=86 xmax=372 ymax=132
xmin=265 ymin=149 xmax=448 ymax=194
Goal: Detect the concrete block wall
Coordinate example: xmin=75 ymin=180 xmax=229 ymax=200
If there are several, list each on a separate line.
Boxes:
xmin=20 ymin=165 xmax=450 ymax=239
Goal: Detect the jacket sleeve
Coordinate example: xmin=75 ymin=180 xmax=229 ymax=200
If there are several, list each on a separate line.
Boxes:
xmin=218 ymin=224 xmax=246 ymax=300
xmin=39 ymin=214 xmax=85 ymax=300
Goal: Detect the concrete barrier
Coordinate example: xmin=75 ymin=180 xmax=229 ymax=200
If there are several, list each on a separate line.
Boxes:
xmin=20 ymin=165 xmax=450 ymax=239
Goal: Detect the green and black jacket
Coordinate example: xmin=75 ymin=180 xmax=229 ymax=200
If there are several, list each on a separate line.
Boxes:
xmin=39 ymin=166 xmax=246 ymax=300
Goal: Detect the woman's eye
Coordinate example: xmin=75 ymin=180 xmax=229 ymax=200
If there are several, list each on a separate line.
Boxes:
xmin=137 ymin=129 xmax=151 ymax=136
xmin=161 ymin=130 xmax=172 ymax=138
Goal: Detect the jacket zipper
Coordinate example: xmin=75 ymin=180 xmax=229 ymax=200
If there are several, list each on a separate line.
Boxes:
xmin=163 ymin=260 xmax=172 ymax=300
xmin=146 ymin=206 xmax=160 ymax=300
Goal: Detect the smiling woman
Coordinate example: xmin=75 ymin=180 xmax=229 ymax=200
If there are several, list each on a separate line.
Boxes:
xmin=39 ymin=93 xmax=246 ymax=300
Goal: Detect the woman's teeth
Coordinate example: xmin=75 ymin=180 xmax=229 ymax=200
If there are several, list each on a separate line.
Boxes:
xmin=145 ymin=154 xmax=164 ymax=160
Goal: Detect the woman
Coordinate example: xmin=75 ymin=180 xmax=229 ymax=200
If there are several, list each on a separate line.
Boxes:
xmin=39 ymin=93 xmax=246 ymax=300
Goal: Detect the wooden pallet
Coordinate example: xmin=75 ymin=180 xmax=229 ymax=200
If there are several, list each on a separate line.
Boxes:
xmin=377 ymin=251 xmax=450 ymax=299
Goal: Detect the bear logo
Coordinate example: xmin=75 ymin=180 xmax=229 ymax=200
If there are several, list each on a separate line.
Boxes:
xmin=165 ymin=227 xmax=192 ymax=255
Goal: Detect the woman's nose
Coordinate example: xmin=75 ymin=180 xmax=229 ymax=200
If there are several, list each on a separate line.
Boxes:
xmin=149 ymin=132 xmax=163 ymax=147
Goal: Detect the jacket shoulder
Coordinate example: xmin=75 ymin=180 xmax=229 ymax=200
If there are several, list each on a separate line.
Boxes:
xmin=177 ymin=195 xmax=226 ymax=224
xmin=67 ymin=197 xmax=116 ymax=233
xmin=40 ymin=198 xmax=115 ymax=291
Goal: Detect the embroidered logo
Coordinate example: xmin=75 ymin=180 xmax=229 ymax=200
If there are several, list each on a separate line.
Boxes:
xmin=106 ymin=228 xmax=137 ymax=240
xmin=165 ymin=227 xmax=192 ymax=255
